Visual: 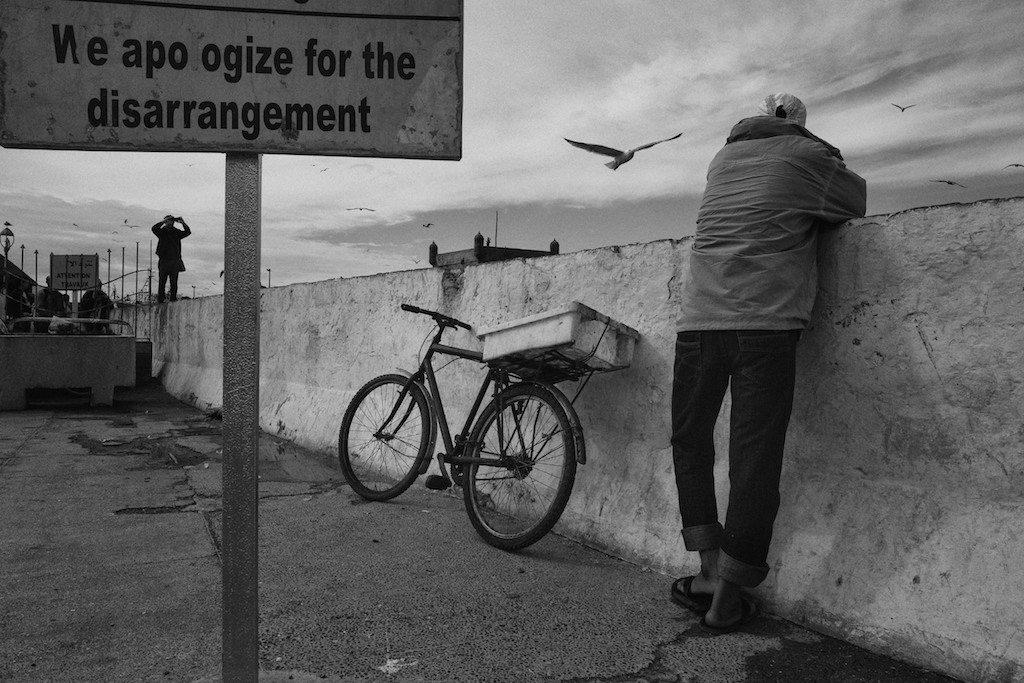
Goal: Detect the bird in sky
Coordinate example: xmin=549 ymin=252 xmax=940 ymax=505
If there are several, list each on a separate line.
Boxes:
xmin=422 ymin=223 xmax=433 ymax=229
xmin=1003 ymin=163 xmax=1024 ymax=169
xmin=347 ymin=207 xmax=375 ymax=211
xmin=565 ymin=132 xmax=683 ymax=170
xmin=931 ymin=179 xmax=967 ymax=188
xmin=891 ymin=103 xmax=916 ymax=112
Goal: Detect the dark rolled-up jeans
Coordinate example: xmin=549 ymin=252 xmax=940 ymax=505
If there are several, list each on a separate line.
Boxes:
xmin=671 ymin=329 xmax=800 ymax=587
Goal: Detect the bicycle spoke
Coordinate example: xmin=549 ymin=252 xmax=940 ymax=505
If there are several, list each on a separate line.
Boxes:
xmin=339 ymin=375 xmax=431 ymax=500
xmin=464 ymin=384 xmax=578 ymax=550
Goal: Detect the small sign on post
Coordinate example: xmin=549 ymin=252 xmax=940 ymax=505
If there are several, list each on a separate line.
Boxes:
xmin=50 ymin=254 xmax=100 ymax=291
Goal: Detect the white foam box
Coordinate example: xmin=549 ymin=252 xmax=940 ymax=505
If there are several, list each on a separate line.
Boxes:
xmin=476 ymin=302 xmax=640 ymax=371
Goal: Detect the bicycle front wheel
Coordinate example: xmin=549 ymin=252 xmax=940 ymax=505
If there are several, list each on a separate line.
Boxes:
xmin=463 ymin=382 xmax=577 ymax=551
xmin=339 ymin=374 xmax=432 ymax=501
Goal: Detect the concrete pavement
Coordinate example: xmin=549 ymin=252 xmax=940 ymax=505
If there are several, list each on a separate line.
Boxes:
xmin=0 ymin=381 xmax=959 ymax=682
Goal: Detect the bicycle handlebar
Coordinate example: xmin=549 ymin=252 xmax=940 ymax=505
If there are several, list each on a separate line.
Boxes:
xmin=401 ymin=303 xmax=472 ymax=331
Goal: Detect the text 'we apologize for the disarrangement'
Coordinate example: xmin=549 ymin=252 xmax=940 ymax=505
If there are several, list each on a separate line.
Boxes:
xmin=51 ymin=24 xmax=420 ymax=141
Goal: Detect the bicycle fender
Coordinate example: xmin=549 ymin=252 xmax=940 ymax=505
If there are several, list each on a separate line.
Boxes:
xmin=570 ymin=420 xmax=586 ymax=464
xmin=420 ymin=384 xmax=440 ymax=473
xmin=561 ymin=400 xmax=587 ymax=465
xmin=555 ymin=388 xmax=586 ymax=464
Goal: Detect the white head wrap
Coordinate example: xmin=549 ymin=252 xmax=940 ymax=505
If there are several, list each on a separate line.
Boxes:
xmin=758 ymin=93 xmax=807 ymax=127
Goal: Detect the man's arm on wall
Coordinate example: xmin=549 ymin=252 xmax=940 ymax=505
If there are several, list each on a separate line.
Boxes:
xmin=820 ymin=161 xmax=867 ymax=224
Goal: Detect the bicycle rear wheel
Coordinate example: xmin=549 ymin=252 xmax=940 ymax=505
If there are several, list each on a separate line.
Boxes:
xmin=463 ymin=382 xmax=577 ymax=550
xmin=339 ymin=374 xmax=432 ymax=501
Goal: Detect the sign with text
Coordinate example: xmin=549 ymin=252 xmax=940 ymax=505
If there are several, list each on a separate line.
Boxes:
xmin=0 ymin=0 xmax=463 ymax=158
xmin=51 ymin=254 xmax=100 ymax=290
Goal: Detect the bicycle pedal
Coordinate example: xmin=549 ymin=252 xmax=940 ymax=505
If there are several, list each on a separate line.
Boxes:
xmin=424 ymin=475 xmax=452 ymax=491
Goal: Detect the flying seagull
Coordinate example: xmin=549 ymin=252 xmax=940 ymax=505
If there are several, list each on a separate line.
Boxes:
xmin=346 ymin=207 xmax=375 ymax=211
xmin=1003 ymin=163 xmax=1024 ymax=169
xmin=930 ymin=179 xmax=967 ymax=188
xmin=891 ymin=103 xmax=916 ymax=112
xmin=565 ymin=132 xmax=683 ymax=170
xmin=422 ymin=223 xmax=433 ymax=229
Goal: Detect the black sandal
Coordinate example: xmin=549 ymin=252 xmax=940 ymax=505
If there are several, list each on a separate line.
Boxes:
xmin=698 ymin=596 xmax=759 ymax=635
xmin=670 ymin=576 xmax=713 ymax=614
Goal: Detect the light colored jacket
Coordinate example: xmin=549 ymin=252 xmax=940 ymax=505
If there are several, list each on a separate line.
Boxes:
xmin=677 ymin=116 xmax=867 ymax=331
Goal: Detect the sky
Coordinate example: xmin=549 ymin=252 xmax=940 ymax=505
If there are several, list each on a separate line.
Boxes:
xmin=2 ymin=0 xmax=1023 ymax=299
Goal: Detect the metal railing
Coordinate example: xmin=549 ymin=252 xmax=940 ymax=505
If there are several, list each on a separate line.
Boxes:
xmin=3 ymin=267 xmax=151 ymax=339
xmin=4 ymin=317 xmax=135 ymax=336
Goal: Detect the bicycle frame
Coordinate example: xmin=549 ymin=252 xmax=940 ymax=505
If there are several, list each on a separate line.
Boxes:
xmin=413 ymin=333 xmax=509 ymax=473
xmin=382 ymin=316 xmax=559 ymax=486
xmin=372 ymin=304 xmax=585 ymax=487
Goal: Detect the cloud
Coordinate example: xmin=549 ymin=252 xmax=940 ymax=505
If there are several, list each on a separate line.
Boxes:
xmin=2 ymin=0 xmax=1023 ymax=291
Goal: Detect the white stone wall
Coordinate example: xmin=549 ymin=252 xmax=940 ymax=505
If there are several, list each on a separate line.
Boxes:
xmin=136 ymin=197 xmax=1024 ymax=682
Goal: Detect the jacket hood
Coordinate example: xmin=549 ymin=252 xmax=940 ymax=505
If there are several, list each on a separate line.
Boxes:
xmin=726 ymin=116 xmax=843 ymax=160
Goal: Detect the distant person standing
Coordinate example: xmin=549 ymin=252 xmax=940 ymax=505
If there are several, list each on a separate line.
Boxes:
xmin=152 ymin=215 xmax=192 ymax=303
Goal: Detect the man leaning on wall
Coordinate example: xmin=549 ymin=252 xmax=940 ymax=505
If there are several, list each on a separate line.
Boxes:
xmin=669 ymin=93 xmax=867 ymax=634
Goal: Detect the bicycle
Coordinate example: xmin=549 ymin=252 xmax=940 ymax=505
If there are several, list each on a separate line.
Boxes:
xmin=338 ymin=303 xmax=589 ymax=551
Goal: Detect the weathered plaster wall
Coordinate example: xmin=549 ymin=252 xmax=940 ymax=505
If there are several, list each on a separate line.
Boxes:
xmin=136 ymin=198 xmax=1024 ymax=682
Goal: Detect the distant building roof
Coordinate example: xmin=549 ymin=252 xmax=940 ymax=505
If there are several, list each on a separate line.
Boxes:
xmin=429 ymin=232 xmax=559 ymax=267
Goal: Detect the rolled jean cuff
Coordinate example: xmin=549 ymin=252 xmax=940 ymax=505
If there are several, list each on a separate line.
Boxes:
xmin=719 ymin=550 xmax=769 ymax=588
xmin=681 ymin=523 xmax=723 ymax=552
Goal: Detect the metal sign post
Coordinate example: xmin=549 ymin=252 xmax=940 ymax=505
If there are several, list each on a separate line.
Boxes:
xmin=221 ymin=152 xmax=263 ymax=679
xmin=139 ymin=151 xmax=268 ymax=679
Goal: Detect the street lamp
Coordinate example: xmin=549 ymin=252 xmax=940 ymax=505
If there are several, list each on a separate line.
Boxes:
xmin=1 ymin=222 xmax=14 ymax=283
